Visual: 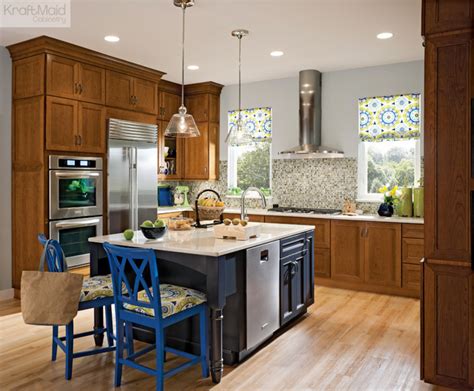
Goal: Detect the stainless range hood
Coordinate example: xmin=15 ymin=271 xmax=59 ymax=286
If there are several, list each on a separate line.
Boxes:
xmin=279 ymin=70 xmax=344 ymax=158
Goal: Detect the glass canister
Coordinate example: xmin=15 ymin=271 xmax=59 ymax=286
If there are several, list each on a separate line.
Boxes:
xmin=399 ymin=187 xmax=413 ymax=217
xmin=413 ymin=187 xmax=424 ymax=217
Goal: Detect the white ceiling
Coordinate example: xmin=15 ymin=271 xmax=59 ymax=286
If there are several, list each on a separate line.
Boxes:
xmin=0 ymin=0 xmax=423 ymax=85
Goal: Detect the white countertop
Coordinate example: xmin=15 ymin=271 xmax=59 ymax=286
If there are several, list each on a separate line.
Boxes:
xmin=89 ymin=223 xmax=314 ymax=257
xmin=155 ymin=206 xmax=423 ymax=224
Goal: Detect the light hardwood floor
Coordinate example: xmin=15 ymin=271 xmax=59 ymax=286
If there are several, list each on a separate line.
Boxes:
xmin=0 ymin=286 xmax=445 ymax=390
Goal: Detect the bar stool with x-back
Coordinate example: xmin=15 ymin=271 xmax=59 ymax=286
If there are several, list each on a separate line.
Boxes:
xmin=103 ymin=242 xmax=209 ymax=391
xmin=38 ymin=234 xmax=115 ymax=380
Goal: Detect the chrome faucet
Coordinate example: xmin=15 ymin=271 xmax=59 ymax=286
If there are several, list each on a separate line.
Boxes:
xmin=240 ymin=187 xmax=267 ymax=221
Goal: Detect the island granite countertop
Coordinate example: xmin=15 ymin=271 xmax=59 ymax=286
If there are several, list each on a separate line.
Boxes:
xmin=89 ymin=223 xmax=314 ymax=257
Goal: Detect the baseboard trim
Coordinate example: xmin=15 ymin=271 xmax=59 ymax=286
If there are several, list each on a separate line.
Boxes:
xmin=0 ymin=288 xmax=14 ymax=301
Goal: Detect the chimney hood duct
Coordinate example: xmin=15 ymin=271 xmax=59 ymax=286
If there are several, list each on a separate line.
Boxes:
xmin=279 ymin=70 xmax=344 ymax=158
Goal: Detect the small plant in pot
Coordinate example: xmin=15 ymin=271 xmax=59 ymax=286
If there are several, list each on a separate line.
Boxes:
xmin=377 ymin=185 xmax=401 ymax=217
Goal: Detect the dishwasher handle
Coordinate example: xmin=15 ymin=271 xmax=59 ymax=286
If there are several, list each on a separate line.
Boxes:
xmin=260 ymin=249 xmax=269 ymax=263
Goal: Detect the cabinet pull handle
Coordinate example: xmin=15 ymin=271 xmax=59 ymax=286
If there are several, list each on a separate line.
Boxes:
xmin=78 ymin=135 xmax=82 ymax=145
xmin=79 ymin=83 xmax=84 ymax=94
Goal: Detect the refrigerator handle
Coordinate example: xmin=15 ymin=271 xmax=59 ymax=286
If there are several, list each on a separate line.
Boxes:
xmin=128 ymin=147 xmax=138 ymax=230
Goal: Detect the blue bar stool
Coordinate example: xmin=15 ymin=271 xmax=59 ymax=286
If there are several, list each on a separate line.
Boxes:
xmin=38 ymin=234 xmax=115 ymax=380
xmin=103 ymin=243 xmax=209 ymax=391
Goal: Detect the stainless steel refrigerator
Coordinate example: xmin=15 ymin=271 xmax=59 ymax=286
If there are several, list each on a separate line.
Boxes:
xmin=108 ymin=118 xmax=158 ymax=233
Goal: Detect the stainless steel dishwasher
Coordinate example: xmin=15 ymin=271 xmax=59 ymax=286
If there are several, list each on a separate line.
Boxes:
xmin=246 ymin=240 xmax=280 ymax=350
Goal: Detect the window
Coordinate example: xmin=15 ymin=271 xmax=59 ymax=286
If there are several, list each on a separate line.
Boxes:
xmin=357 ymin=94 xmax=421 ymax=201
xmin=227 ymin=107 xmax=272 ymax=196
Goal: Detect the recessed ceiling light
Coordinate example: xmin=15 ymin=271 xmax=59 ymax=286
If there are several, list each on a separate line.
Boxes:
xmin=270 ymin=50 xmax=284 ymax=57
xmin=104 ymin=35 xmax=120 ymax=42
xmin=377 ymin=32 xmax=393 ymax=40
xmin=187 ymin=65 xmax=199 ymax=70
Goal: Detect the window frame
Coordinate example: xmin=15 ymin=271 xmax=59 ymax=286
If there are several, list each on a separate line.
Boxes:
xmin=357 ymin=139 xmax=422 ymax=202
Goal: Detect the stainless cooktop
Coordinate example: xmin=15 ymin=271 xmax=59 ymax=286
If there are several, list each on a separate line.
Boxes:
xmin=268 ymin=207 xmax=341 ymax=215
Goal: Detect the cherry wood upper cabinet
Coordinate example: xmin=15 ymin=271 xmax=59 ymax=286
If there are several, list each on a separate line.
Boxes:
xmin=12 ymin=55 xmax=44 ymax=99
xmin=423 ymin=0 xmax=474 ymax=36
xmin=106 ymin=70 xmax=134 ymax=110
xmin=159 ymin=91 xmax=181 ymax=121
xmin=46 ymin=96 xmax=78 ymax=152
xmin=364 ymin=223 xmax=401 ymax=287
xmin=133 ymin=77 xmax=158 ymax=114
xmin=46 ymin=55 xmax=105 ymax=104
xmin=424 ymin=33 xmax=471 ymax=262
xmin=331 ymin=220 xmax=365 ymax=283
xmin=185 ymin=94 xmax=209 ymax=122
xmin=46 ymin=97 xmax=106 ymax=153
xmin=184 ymin=122 xmax=209 ymax=179
xmin=106 ymin=70 xmax=158 ymax=114
xmin=79 ymin=63 xmax=106 ymax=104
xmin=78 ymin=102 xmax=106 ymax=153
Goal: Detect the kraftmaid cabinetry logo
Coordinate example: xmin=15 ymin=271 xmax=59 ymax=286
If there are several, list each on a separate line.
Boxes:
xmin=0 ymin=0 xmax=70 ymax=27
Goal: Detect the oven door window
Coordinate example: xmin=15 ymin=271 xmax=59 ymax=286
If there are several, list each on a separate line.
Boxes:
xmin=59 ymin=177 xmax=97 ymax=209
xmin=59 ymin=225 xmax=97 ymax=258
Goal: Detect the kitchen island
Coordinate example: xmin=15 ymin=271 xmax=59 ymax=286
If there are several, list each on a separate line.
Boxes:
xmin=89 ymin=223 xmax=315 ymax=383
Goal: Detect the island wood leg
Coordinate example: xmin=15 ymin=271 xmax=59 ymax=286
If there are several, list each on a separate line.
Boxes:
xmin=210 ymin=308 xmax=224 ymax=383
xmin=94 ymin=307 xmax=105 ymax=347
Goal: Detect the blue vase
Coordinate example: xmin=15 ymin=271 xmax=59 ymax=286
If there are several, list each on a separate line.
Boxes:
xmin=378 ymin=202 xmax=394 ymax=217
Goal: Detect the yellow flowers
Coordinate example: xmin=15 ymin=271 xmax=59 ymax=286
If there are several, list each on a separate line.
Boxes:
xmin=378 ymin=185 xmax=401 ymax=205
xmin=378 ymin=185 xmax=388 ymax=194
xmin=390 ymin=186 xmax=398 ymax=196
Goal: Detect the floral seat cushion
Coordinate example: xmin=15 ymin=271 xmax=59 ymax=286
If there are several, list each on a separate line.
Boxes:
xmin=80 ymin=274 xmax=114 ymax=302
xmin=123 ymin=284 xmax=206 ymax=318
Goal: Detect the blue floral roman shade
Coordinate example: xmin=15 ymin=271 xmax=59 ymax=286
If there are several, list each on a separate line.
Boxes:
xmin=228 ymin=107 xmax=272 ymax=141
xmin=358 ymin=94 xmax=421 ymax=142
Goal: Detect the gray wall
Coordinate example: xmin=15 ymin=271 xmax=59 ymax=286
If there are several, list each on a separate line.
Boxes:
xmin=0 ymin=47 xmax=12 ymax=291
xmin=219 ymin=60 xmax=424 ymax=159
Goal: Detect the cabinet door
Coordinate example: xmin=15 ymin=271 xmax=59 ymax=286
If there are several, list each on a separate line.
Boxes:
xmin=159 ymin=91 xmax=181 ymax=121
xmin=106 ymin=70 xmax=134 ymax=111
xmin=403 ymin=238 xmax=425 ymax=265
xmin=364 ymin=223 xmax=401 ymax=287
xmin=46 ymin=96 xmax=78 ymax=152
xmin=424 ymin=33 xmax=471 ymax=262
xmin=46 ymin=55 xmax=78 ymax=100
xmin=78 ymin=63 xmax=105 ymax=104
xmin=133 ymin=78 xmax=158 ymax=114
xmin=314 ymin=248 xmax=331 ymax=278
xmin=330 ymin=220 xmax=364 ymax=282
xmin=184 ymin=122 xmax=209 ymax=179
xmin=423 ymin=0 xmax=474 ymax=35
xmin=78 ymin=102 xmax=106 ymax=153
xmin=208 ymin=94 xmax=220 ymax=122
xmin=185 ymin=94 xmax=209 ymax=122
xmin=281 ymin=252 xmax=307 ymax=326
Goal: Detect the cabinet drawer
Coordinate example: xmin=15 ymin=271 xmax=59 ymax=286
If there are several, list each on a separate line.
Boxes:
xmin=402 ymin=224 xmax=424 ymax=239
xmin=402 ymin=238 xmax=424 ymax=265
xmin=402 ymin=263 xmax=420 ymax=293
xmin=280 ymin=233 xmax=307 ymax=259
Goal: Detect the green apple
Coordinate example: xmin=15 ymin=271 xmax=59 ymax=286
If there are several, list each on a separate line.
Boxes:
xmin=123 ymin=229 xmax=134 ymax=240
xmin=154 ymin=219 xmax=165 ymax=228
xmin=141 ymin=220 xmax=154 ymax=228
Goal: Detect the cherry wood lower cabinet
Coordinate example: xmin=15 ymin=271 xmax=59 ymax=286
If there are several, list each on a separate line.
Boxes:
xmin=422 ymin=261 xmax=474 ymax=388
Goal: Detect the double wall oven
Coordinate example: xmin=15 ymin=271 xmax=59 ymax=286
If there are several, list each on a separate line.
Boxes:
xmin=48 ymin=156 xmax=103 ymax=268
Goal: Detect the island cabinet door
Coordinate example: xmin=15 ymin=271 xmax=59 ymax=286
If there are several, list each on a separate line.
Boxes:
xmin=280 ymin=234 xmax=310 ymax=326
xmin=331 ymin=220 xmax=365 ymax=282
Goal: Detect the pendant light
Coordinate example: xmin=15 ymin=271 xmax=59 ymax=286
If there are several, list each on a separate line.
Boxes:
xmin=165 ymin=0 xmax=199 ymax=138
xmin=225 ymin=29 xmax=253 ymax=146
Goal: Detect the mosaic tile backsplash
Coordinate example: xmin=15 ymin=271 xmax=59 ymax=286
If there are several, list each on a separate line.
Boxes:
xmin=163 ymin=158 xmax=383 ymax=214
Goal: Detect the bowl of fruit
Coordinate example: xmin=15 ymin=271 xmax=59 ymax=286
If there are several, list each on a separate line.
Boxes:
xmin=140 ymin=219 xmax=167 ymax=240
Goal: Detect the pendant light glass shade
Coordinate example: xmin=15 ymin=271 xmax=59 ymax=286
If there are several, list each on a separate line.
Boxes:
xmin=226 ymin=120 xmax=253 ymax=146
xmin=225 ymin=29 xmax=253 ymax=146
xmin=164 ymin=0 xmax=199 ymax=138
xmin=165 ymin=106 xmax=200 ymax=137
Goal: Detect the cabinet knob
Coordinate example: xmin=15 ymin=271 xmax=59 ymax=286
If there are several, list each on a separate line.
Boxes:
xmin=79 ymin=83 xmax=84 ymax=94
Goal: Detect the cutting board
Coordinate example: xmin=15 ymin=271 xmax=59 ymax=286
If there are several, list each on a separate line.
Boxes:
xmin=214 ymin=222 xmax=261 ymax=240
